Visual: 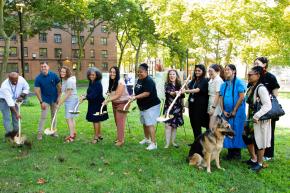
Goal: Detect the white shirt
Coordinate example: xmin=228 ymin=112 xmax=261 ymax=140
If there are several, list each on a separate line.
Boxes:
xmin=0 ymin=76 xmax=30 ymax=106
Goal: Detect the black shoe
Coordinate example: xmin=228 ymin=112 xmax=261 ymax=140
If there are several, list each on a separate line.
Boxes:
xmin=251 ymin=163 xmax=263 ymax=172
xmin=98 ymin=136 xmax=103 ymax=140
xmin=244 ymin=159 xmax=257 ymax=166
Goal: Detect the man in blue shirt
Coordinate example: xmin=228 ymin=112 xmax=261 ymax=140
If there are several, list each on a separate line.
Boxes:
xmin=34 ymin=62 xmax=61 ymax=140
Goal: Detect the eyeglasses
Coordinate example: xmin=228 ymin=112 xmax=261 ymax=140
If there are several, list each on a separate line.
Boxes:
xmin=247 ymin=73 xmax=257 ymax=76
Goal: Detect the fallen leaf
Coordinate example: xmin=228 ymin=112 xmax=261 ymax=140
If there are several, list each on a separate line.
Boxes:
xmin=37 ymin=178 xmax=46 ymax=185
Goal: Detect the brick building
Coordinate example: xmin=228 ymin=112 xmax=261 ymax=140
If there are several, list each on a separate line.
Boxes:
xmin=0 ymin=24 xmax=117 ymax=80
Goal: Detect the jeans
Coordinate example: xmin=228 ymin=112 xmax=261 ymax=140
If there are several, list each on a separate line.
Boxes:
xmin=0 ymin=99 xmax=18 ymax=134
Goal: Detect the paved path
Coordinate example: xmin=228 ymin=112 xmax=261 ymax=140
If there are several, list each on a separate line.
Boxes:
xmin=276 ymin=98 xmax=290 ymax=128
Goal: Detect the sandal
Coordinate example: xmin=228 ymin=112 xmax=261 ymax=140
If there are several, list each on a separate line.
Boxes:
xmin=115 ymin=141 xmax=124 ymax=147
xmin=98 ymin=136 xmax=103 ymax=141
xmin=65 ymin=136 xmax=75 ymax=143
xmin=91 ymin=138 xmax=100 ymax=144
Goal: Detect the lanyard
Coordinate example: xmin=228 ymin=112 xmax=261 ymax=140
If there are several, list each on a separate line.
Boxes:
xmin=9 ymin=81 xmax=18 ymax=100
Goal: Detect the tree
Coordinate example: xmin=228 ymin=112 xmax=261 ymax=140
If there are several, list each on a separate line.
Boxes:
xmin=48 ymin=0 xmax=112 ymax=78
xmin=0 ymin=0 xmax=56 ymax=81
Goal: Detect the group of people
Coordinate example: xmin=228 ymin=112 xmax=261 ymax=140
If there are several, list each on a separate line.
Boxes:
xmin=0 ymin=56 xmax=280 ymax=172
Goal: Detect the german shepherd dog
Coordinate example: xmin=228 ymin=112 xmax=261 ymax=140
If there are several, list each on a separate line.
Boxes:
xmin=187 ymin=115 xmax=234 ymax=173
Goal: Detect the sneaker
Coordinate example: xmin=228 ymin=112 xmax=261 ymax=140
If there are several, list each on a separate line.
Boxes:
xmin=164 ymin=144 xmax=169 ymax=149
xmin=263 ymin=156 xmax=272 ymax=161
xmin=37 ymin=132 xmax=43 ymax=140
xmin=251 ymin=163 xmax=263 ymax=172
xmin=172 ymin=143 xmax=179 ymax=148
xmin=139 ymin=138 xmax=151 ymax=145
xmin=146 ymin=142 xmax=157 ymax=150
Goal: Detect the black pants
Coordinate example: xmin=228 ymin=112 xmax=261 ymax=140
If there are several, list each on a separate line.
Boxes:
xmin=189 ymin=110 xmax=209 ymax=140
xmin=264 ymin=119 xmax=276 ymax=158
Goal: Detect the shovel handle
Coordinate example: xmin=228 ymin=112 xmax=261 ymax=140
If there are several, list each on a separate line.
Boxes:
xmin=122 ymin=100 xmax=131 ymax=111
xmin=165 ymin=75 xmax=191 ymax=118
xmin=50 ymin=108 xmax=58 ymax=131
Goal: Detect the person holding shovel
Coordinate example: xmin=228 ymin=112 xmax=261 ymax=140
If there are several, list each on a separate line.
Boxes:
xmin=131 ymin=63 xmax=161 ymax=151
xmin=163 ymin=69 xmax=185 ymax=148
xmin=0 ymin=72 xmax=29 ymax=140
xmin=81 ymin=67 xmax=108 ymax=144
xmin=102 ymin=66 xmax=130 ymax=147
xmin=58 ymin=66 xmax=78 ymax=143
xmin=34 ymin=62 xmax=61 ymax=140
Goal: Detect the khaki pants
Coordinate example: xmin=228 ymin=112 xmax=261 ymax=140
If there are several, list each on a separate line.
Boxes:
xmin=38 ymin=102 xmax=57 ymax=132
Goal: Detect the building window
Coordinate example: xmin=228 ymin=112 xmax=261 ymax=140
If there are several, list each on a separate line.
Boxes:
xmin=54 ymin=34 xmax=62 ymax=43
xmin=39 ymin=33 xmax=47 ymax=42
xmin=23 ymin=34 xmax=28 ymax=41
xmin=90 ymin=49 xmax=95 ymax=58
xmin=39 ymin=48 xmax=47 ymax=58
xmin=89 ymin=25 xmax=94 ymax=32
xmin=80 ymin=36 xmax=84 ymax=43
xmin=101 ymin=37 xmax=107 ymax=45
xmin=72 ymin=49 xmax=84 ymax=58
xmin=88 ymin=63 xmax=95 ymax=68
xmin=72 ymin=49 xmax=79 ymax=58
xmin=0 ymin=47 xmax=4 ymax=56
xmin=72 ymin=63 xmax=81 ymax=70
xmin=6 ymin=63 xmax=18 ymax=73
xmin=72 ymin=35 xmax=77 ymax=44
xmin=24 ymin=47 xmax=28 ymax=57
xmin=101 ymin=25 xmax=108 ymax=33
xmin=54 ymin=48 xmax=62 ymax=58
xmin=9 ymin=47 xmax=17 ymax=57
xmin=24 ymin=63 xmax=29 ymax=73
xmin=101 ymin=50 xmax=108 ymax=58
xmin=102 ymin=62 xmax=108 ymax=71
xmin=90 ymin=36 xmax=94 ymax=45
xmin=11 ymin=35 xmax=17 ymax=41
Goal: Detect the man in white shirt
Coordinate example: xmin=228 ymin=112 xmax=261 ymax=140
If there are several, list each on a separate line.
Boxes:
xmin=0 ymin=72 xmax=30 ymax=139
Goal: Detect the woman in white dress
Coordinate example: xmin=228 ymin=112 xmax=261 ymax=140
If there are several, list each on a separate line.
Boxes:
xmin=207 ymin=64 xmax=224 ymax=129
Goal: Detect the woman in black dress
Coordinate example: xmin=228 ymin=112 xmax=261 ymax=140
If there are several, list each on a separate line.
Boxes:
xmin=183 ymin=64 xmax=209 ymax=140
xmin=163 ymin=69 xmax=184 ymax=148
xmin=81 ymin=67 xmax=108 ymax=144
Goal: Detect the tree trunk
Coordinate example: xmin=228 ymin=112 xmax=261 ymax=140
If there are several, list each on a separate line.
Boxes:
xmin=0 ymin=36 xmax=10 ymax=82
xmin=76 ymin=30 xmax=83 ymax=79
xmin=225 ymin=40 xmax=233 ymax=65
xmin=134 ymin=40 xmax=143 ymax=75
xmin=118 ymin=47 xmax=125 ymax=68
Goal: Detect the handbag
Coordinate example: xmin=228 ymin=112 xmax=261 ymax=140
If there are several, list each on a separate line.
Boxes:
xmin=254 ymin=85 xmax=285 ymax=120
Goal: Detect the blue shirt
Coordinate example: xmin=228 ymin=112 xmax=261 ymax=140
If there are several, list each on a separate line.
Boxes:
xmin=34 ymin=71 xmax=60 ymax=104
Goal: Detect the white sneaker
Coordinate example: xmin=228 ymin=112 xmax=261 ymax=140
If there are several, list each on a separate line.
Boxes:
xmin=146 ymin=143 xmax=157 ymax=150
xmin=139 ymin=138 xmax=151 ymax=145
xmin=164 ymin=144 xmax=169 ymax=149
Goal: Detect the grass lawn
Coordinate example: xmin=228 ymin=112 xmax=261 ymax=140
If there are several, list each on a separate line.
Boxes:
xmin=0 ymin=88 xmax=289 ymax=193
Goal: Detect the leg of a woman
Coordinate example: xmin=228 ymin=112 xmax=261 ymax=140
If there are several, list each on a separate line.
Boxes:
xmin=257 ymin=148 xmax=265 ymax=165
xmin=148 ymin=125 xmax=156 ymax=144
xmin=165 ymin=124 xmax=171 ymax=147
xmin=171 ymin=127 xmax=177 ymax=145
xmin=93 ymin=122 xmax=101 ymax=137
xmin=247 ymin=144 xmax=257 ymax=161
xmin=116 ymin=110 xmax=126 ymax=143
xmin=189 ymin=108 xmax=196 ymax=138
xmin=264 ymin=120 xmax=275 ymax=158
xmin=67 ymin=118 xmax=76 ymax=136
xmin=143 ymin=124 xmax=150 ymax=139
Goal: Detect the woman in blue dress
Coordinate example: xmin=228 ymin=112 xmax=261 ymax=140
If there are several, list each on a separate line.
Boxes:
xmin=220 ymin=64 xmax=246 ymax=160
